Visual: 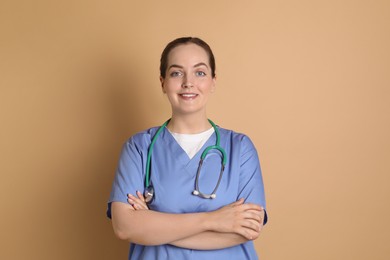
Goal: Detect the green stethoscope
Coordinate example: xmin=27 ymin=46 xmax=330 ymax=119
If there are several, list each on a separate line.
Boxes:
xmin=144 ymin=119 xmax=227 ymax=203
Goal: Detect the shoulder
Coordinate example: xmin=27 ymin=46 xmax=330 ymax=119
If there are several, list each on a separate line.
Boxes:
xmin=128 ymin=126 xmax=159 ymax=143
xmin=218 ymin=127 xmax=257 ymax=152
xmin=123 ymin=126 xmax=160 ymax=152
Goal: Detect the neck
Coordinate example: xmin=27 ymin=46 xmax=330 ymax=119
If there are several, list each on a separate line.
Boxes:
xmin=167 ymin=114 xmax=211 ymax=134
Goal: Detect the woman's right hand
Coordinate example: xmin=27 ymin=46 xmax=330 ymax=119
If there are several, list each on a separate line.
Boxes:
xmin=206 ymin=198 xmax=264 ymax=240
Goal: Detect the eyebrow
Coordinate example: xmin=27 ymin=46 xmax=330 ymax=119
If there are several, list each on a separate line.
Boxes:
xmin=168 ymin=62 xmax=209 ymax=70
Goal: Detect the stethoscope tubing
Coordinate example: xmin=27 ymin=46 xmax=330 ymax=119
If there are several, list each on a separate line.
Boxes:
xmin=145 ymin=120 xmax=169 ymax=188
xmin=144 ymin=119 xmax=226 ymax=202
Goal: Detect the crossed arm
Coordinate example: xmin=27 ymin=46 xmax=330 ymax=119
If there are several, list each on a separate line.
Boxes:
xmin=110 ymin=192 xmax=265 ymax=250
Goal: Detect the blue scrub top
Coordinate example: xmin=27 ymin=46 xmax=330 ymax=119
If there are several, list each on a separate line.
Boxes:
xmin=107 ymin=126 xmax=267 ymax=260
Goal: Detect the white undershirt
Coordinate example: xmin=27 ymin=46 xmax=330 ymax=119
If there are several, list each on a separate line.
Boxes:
xmin=168 ymin=127 xmax=215 ymax=159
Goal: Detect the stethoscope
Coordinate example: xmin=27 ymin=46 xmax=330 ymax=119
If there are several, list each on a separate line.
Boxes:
xmin=144 ymin=119 xmax=227 ymax=203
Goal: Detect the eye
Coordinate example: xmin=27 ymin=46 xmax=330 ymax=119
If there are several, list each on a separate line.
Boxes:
xmin=195 ymin=71 xmax=206 ymax=77
xmin=170 ymin=71 xmax=183 ymax=77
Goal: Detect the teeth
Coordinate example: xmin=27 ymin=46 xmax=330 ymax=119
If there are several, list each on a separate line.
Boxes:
xmin=181 ymin=94 xmax=196 ymax=97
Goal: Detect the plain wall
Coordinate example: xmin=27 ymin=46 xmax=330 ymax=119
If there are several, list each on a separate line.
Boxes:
xmin=1 ymin=0 xmax=389 ymax=259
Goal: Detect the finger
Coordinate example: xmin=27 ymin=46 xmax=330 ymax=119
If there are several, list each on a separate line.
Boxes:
xmin=127 ymin=194 xmax=135 ymax=205
xmin=127 ymin=199 xmax=140 ymax=211
xmin=128 ymin=199 xmax=147 ymax=210
xmin=237 ymin=226 xmax=260 ymax=240
xmin=128 ymin=193 xmax=141 ymax=202
xmin=246 ymin=208 xmax=263 ymax=215
xmin=230 ymin=198 xmax=245 ymax=207
xmin=138 ymin=202 xmax=148 ymax=210
xmin=131 ymin=199 xmax=148 ymax=210
xmin=240 ymin=203 xmax=263 ymax=212
xmin=128 ymin=194 xmax=149 ymax=210
xmin=136 ymin=190 xmax=146 ymax=202
xmin=241 ymin=219 xmax=262 ymax=233
xmin=128 ymin=195 xmax=144 ymax=208
xmin=245 ymin=210 xmax=263 ymax=223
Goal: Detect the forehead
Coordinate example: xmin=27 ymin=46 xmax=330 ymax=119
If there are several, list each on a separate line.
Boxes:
xmin=167 ymin=43 xmax=210 ymax=66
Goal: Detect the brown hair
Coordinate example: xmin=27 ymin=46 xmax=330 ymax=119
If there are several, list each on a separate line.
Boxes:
xmin=160 ymin=37 xmax=216 ymax=78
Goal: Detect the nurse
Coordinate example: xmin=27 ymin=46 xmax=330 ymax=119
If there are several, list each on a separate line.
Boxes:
xmin=107 ymin=37 xmax=268 ymax=259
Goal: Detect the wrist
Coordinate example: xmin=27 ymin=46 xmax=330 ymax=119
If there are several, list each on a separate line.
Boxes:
xmin=201 ymin=211 xmax=215 ymax=232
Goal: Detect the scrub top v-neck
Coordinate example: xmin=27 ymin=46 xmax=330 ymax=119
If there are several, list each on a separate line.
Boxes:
xmin=107 ymin=126 xmax=267 ymax=260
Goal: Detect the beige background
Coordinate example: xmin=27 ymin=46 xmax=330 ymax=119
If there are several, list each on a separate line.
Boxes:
xmin=1 ymin=0 xmax=389 ymax=259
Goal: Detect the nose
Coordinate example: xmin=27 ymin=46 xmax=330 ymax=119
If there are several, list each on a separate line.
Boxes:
xmin=181 ymin=75 xmax=193 ymax=88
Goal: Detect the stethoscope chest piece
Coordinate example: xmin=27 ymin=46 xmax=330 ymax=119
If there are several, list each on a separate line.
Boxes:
xmin=144 ymin=185 xmax=154 ymax=203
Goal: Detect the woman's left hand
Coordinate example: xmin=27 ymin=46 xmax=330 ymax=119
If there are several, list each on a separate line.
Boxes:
xmin=127 ymin=191 xmax=149 ymax=210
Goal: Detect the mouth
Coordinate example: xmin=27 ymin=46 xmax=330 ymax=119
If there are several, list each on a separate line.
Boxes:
xmin=179 ymin=93 xmax=198 ymax=100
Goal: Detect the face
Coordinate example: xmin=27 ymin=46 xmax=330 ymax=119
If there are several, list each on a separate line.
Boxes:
xmin=160 ymin=43 xmax=216 ymax=116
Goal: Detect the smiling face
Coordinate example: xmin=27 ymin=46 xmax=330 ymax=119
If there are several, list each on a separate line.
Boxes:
xmin=160 ymin=43 xmax=216 ymax=116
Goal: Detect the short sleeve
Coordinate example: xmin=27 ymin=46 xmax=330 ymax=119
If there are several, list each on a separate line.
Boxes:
xmin=106 ymin=138 xmax=145 ymax=219
xmin=237 ymin=136 xmax=268 ymax=225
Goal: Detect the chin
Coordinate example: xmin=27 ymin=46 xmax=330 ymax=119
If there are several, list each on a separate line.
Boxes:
xmin=174 ymin=107 xmax=205 ymax=115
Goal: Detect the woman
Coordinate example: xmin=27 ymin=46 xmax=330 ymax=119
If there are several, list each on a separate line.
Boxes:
xmin=107 ymin=37 xmax=268 ymax=259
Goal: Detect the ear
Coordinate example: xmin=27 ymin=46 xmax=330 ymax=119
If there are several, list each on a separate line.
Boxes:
xmin=211 ymin=75 xmax=217 ymax=93
xmin=160 ymin=76 xmax=166 ymax=93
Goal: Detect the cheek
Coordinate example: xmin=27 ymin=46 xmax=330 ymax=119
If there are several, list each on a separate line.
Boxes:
xmin=199 ymin=80 xmax=215 ymax=92
xmin=164 ymin=79 xmax=182 ymax=90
